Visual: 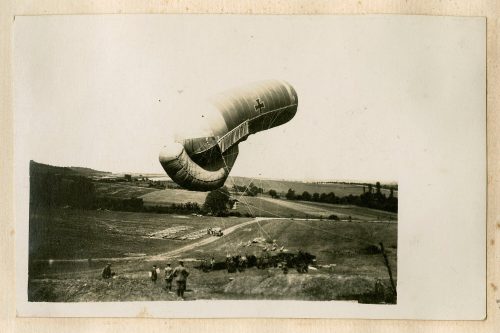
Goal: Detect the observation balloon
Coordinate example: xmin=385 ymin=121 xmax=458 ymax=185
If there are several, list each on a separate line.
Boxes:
xmin=159 ymin=80 xmax=298 ymax=191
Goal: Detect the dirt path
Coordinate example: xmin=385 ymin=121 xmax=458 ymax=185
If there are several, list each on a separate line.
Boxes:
xmin=148 ymin=217 xmax=275 ymax=260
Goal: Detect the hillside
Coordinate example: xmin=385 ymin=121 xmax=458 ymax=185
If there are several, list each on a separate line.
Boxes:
xmin=28 ymin=209 xmax=396 ymax=303
xmin=28 ymin=161 xmax=398 ymax=303
xmin=30 ymin=160 xmax=111 ymax=176
xmin=226 ymin=176 xmax=398 ymax=197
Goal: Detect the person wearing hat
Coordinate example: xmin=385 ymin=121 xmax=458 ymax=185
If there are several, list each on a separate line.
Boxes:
xmin=172 ymin=260 xmax=189 ymax=299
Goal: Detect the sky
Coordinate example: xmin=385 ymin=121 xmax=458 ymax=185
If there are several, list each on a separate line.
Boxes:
xmin=13 ymin=15 xmax=485 ymax=182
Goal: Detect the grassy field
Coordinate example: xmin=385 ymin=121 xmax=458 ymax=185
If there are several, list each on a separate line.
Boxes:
xmin=140 ymin=189 xmax=208 ymax=206
xmin=28 ymin=207 xmax=397 ymax=303
xmin=94 ymin=182 xmax=159 ymax=199
xmin=29 ymin=262 xmax=395 ymax=302
xmin=231 ymin=196 xmax=397 ymax=221
xmin=182 ymin=218 xmax=397 ymax=266
xmin=227 ymin=176 xmax=398 ymax=197
xmin=293 ymin=201 xmax=398 ymax=220
xmin=29 ymin=207 xmax=247 ymax=261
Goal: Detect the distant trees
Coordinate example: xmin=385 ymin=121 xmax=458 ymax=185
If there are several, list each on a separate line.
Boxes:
xmin=146 ymin=202 xmax=201 ymax=214
xmin=356 ymin=181 xmax=398 ymax=212
xmin=385 ymin=188 xmax=398 ymax=213
xmin=232 ymin=183 xmax=263 ymax=196
xmin=268 ymin=189 xmax=279 ymax=199
xmin=325 ymin=192 xmax=336 ymax=203
xmin=97 ymin=197 xmax=145 ymax=212
xmin=284 ymin=183 xmax=398 ymax=213
xmin=232 ymin=184 xmax=245 ymax=192
xmin=301 ymin=191 xmax=312 ymax=201
xmin=245 ymin=183 xmax=263 ymax=196
xmin=30 ymin=169 xmax=97 ymax=209
xmin=203 ymin=186 xmax=231 ymax=216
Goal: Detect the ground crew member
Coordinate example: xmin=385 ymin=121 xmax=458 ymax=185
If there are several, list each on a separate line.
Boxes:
xmin=102 ymin=263 xmax=112 ymax=279
xmin=210 ymin=257 xmax=215 ymax=271
xmin=282 ymin=261 xmax=288 ymax=274
xmin=241 ymin=255 xmax=248 ymax=269
xmin=164 ymin=263 xmax=174 ymax=291
xmin=173 ymin=260 xmax=189 ymax=299
xmin=151 ymin=265 xmax=158 ymax=283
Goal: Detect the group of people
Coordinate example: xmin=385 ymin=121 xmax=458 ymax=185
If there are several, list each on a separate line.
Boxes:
xmin=226 ymin=254 xmax=248 ymax=273
xmin=150 ymin=260 xmax=190 ymax=300
xmin=101 ymin=260 xmax=190 ymax=300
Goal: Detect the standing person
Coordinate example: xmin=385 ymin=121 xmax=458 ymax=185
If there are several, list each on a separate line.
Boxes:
xmin=240 ymin=255 xmax=248 ymax=270
xmin=150 ymin=265 xmax=158 ymax=284
xmin=173 ymin=260 xmax=189 ymax=300
xmin=164 ymin=263 xmax=174 ymax=291
xmin=210 ymin=257 xmax=215 ymax=271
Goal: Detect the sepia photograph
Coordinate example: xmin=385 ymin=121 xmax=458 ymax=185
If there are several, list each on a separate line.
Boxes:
xmin=13 ymin=14 xmax=485 ymax=319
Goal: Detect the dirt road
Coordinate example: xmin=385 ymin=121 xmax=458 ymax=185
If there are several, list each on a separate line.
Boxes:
xmin=148 ymin=217 xmax=275 ymax=260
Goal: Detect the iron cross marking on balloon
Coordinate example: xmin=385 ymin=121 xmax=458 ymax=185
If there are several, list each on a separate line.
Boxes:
xmin=254 ymin=98 xmax=265 ymax=113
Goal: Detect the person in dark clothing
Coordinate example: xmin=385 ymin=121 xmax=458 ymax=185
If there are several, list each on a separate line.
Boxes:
xmin=102 ymin=263 xmax=112 ymax=279
xmin=210 ymin=257 xmax=215 ymax=271
xmin=151 ymin=265 xmax=158 ymax=283
xmin=172 ymin=260 xmax=189 ymax=299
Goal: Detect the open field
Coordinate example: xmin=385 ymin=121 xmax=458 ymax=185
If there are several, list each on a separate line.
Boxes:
xmin=291 ymin=200 xmax=398 ymax=221
xmin=232 ymin=196 xmax=397 ymax=221
xmin=94 ymin=182 xmax=159 ymax=199
xmin=182 ymin=218 xmax=397 ymax=264
xmin=227 ymin=176 xmax=398 ymax=197
xmin=28 ymin=207 xmax=396 ymax=303
xmin=140 ymin=189 xmax=208 ymax=206
xmin=29 ymin=207 xmax=248 ymax=261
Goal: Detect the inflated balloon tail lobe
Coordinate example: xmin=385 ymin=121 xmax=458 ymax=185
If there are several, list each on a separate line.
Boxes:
xmin=159 ymin=142 xmax=229 ymax=191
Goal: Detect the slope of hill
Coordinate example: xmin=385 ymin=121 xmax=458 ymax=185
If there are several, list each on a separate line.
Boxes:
xmin=226 ymin=176 xmax=397 ymax=197
xmin=28 ymin=211 xmax=397 ymax=303
xmin=30 ymin=160 xmax=111 ymax=176
xmin=232 ymin=196 xmax=397 ymax=220
xmin=68 ymin=166 xmax=111 ymax=176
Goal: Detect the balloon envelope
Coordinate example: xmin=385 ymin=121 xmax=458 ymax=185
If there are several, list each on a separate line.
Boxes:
xmin=159 ymin=80 xmax=298 ymax=191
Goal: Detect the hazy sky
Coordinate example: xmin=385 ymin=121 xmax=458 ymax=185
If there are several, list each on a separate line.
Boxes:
xmin=14 ymin=15 xmax=484 ymax=182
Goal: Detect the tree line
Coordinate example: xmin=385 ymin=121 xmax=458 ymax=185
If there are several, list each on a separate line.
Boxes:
xmin=232 ymin=183 xmax=264 ymax=197
xmin=281 ymin=182 xmax=397 ymax=213
xmin=29 ymin=169 xmax=241 ymax=216
xmin=30 ymin=161 xmax=397 ymax=215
